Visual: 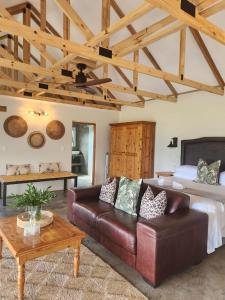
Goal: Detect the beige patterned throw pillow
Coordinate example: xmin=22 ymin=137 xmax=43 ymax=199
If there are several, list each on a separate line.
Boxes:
xmin=6 ymin=164 xmax=31 ymax=176
xmin=140 ymin=186 xmax=167 ymax=220
xmin=99 ymin=178 xmax=117 ymax=205
xmin=39 ymin=162 xmax=60 ymax=173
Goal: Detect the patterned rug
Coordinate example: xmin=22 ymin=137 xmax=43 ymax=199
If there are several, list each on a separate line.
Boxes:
xmin=0 ymin=245 xmax=147 ymax=300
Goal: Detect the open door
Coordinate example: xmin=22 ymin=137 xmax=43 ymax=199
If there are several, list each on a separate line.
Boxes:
xmin=71 ymin=122 xmax=96 ymax=187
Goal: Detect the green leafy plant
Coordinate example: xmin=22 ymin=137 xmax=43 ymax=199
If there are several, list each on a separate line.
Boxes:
xmin=11 ymin=183 xmax=55 ymax=209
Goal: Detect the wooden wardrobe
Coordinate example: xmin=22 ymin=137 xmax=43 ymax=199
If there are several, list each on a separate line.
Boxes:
xmin=109 ymin=121 xmax=155 ymax=179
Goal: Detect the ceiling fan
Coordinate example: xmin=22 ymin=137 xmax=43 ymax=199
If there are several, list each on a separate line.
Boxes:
xmin=29 ymin=63 xmax=112 ymax=97
xmin=65 ymin=63 xmax=112 ymax=94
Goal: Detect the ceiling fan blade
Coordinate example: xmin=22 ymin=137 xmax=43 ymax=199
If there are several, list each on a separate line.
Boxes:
xmin=75 ymin=78 xmax=112 ymax=87
xmin=83 ymin=86 xmax=98 ymax=94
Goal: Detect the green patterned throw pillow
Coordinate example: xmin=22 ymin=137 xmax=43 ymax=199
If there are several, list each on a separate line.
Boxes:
xmin=115 ymin=177 xmax=142 ymax=216
xmin=196 ymin=158 xmax=221 ymax=185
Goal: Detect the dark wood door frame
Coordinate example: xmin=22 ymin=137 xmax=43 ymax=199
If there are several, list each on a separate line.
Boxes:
xmin=72 ymin=121 xmax=96 ymax=185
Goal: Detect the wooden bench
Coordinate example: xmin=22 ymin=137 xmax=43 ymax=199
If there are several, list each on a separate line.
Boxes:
xmin=0 ymin=171 xmax=78 ymax=206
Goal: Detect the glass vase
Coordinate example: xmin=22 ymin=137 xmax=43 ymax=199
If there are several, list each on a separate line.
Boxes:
xmin=26 ymin=205 xmax=42 ymax=221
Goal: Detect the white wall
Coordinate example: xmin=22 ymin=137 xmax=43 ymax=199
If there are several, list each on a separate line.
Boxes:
xmin=119 ymin=92 xmax=225 ymax=174
xmin=0 ymin=95 xmax=118 ymax=194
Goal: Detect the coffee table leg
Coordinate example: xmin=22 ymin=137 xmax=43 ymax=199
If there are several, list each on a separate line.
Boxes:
xmin=18 ymin=263 xmax=25 ymax=300
xmin=0 ymin=237 xmax=2 ymax=259
xmin=74 ymin=243 xmax=81 ymax=277
xmin=3 ymin=183 xmax=7 ymax=206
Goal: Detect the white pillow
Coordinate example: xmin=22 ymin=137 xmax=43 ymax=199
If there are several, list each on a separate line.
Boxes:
xmin=174 ymin=165 xmax=197 ymax=180
xmin=219 ymin=172 xmax=225 ymax=186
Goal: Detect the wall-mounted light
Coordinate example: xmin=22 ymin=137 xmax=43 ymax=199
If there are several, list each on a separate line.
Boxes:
xmin=168 ymin=137 xmax=178 ymax=148
xmin=28 ymin=110 xmax=48 ymax=116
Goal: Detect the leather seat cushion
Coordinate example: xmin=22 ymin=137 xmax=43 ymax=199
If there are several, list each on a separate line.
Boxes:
xmin=97 ymin=209 xmax=137 ymax=254
xmin=74 ymin=199 xmax=114 ymax=227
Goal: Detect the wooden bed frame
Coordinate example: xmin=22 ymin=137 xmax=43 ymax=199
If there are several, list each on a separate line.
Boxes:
xmin=181 ymin=137 xmax=225 ymax=171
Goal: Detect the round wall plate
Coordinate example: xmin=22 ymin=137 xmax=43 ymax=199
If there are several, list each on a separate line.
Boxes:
xmin=4 ymin=115 xmax=28 ymax=138
xmin=46 ymin=120 xmax=65 ymax=140
xmin=28 ymin=131 xmax=46 ymax=149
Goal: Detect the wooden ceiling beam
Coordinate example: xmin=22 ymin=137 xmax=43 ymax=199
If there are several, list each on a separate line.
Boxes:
xmin=111 ymin=0 xmax=178 ymax=96
xmin=190 ymin=27 xmax=225 ymax=88
xmin=51 ymin=1 xmax=155 ymax=70
xmin=0 ymin=77 xmax=143 ymax=108
xmin=0 ymin=89 xmax=120 ymax=111
xmin=146 ymin=0 xmax=225 ymax=46
xmin=113 ymin=66 xmax=145 ymax=102
xmin=30 ymin=3 xmax=61 ymax=37
xmin=0 ymin=17 xmax=223 ymax=95
xmin=54 ymin=0 xmax=94 ymax=40
xmin=197 ymin=0 xmax=219 ymax=11
xmin=101 ymin=0 xmax=110 ymax=98
xmin=97 ymin=82 xmax=176 ymax=102
xmin=111 ymin=15 xmax=176 ymax=55
xmin=179 ymin=28 xmax=186 ymax=79
xmin=0 ymin=45 xmax=35 ymax=81
xmin=201 ymin=0 xmax=225 ymax=17
xmin=133 ymin=50 xmax=139 ymax=90
xmin=0 ymin=57 xmax=73 ymax=82
xmin=0 ymin=4 xmax=57 ymax=65
xmin=117 ymin=22 xmax=184 ymax=56
xmin=23 ymin=4 xmax=31 ymax=66
xmin=40 ymin=0 xmax=46 ymax=67
xmin=6 ymin=2 xmax=27 ymax=15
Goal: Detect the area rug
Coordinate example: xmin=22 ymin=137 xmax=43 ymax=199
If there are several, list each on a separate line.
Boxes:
xmin=0 ymin=245 xmax=147 ymax=300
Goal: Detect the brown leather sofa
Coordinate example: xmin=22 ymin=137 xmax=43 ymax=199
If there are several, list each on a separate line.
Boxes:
xmin=67 ymin=182 xmax=208 ymax=286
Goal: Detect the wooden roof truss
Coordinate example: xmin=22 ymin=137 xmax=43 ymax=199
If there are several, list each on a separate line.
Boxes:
xmin=0 ymin=0 xmax=224 ymax=110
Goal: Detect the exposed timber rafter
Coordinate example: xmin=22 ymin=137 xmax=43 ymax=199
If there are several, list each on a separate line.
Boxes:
xmin=190 ymin=27 xmax=225 ymax=89
xmin=0 ymin=17 xmax=222 ymax=95
xmin=0 ymin=77 xmax=144 ymax=108
xmin=0 ymin=89 xmax=120 ymax=111
xmin=110 ymin=0 xmax=178 ymax=97
xmin=145 ymin=0 xmax=225 ymax=46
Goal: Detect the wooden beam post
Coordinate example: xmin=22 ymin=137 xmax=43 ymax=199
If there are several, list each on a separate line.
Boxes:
xmin=102 ymin=0 xmax=110 ymax=98
xmin=23 ymin=4 xmax=31 ymax=65
xmin=133 ymin=50 xmax=139 ymax=90
xmin=40 ymin=0 xmax=46 ymax=67
xmin=63 ymin=0 xmax=70 ymax=70
xmin=179 ymin=27 xmax=186 ymax=79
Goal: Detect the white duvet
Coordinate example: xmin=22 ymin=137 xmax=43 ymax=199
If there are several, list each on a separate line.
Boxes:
xmin=144 ymin=177 xmax=225 ymax=254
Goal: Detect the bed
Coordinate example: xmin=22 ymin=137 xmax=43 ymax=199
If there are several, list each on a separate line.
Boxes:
xmin=146 ymin=137 xmax=225 ymax=254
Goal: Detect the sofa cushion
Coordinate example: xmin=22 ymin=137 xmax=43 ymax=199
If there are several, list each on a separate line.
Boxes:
xmin=140 ymin=186 xmax=167 ymax=220
xmin=115 ymin=177 xmax=142 ymax=216
xmin=99 ymin=178 xmax=117 ymax=205
xmin=73 ymin=199 xmax=113 ymax=227
xmin=97 ymin=209 xmax=137 ymax=254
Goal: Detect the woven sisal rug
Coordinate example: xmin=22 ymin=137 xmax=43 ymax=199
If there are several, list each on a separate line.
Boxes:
xmin=0 ymin=245 xmax=147 ymax=300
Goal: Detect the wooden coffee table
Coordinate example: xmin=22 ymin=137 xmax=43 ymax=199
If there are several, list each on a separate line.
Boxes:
xmin=0 ymin=214 xmax=86 ymax=300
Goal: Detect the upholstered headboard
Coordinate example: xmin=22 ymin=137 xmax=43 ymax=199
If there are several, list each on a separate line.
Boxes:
xmin=181 ymin=137 xmax=225 ymax=171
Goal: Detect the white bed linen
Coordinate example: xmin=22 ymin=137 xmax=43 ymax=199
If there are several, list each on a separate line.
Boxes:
xmin=144 ymin=177 xmax=225 ymax=254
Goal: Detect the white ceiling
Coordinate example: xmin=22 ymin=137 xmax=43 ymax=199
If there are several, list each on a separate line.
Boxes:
xmin=1 ymin=0 xmax=225 ymax=98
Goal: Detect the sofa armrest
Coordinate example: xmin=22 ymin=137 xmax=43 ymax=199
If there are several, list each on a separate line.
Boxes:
xmin=136 ymin=209 xmax=208 ymax=286
xmin=67 ymin=185 xmax=102 ymax=224
xmin=68 ymin=185 xmax=102 ymax=203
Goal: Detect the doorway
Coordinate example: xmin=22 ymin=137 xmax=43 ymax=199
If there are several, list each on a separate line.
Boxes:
xmin=71 ymin=122 xmax=96 ymax=187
